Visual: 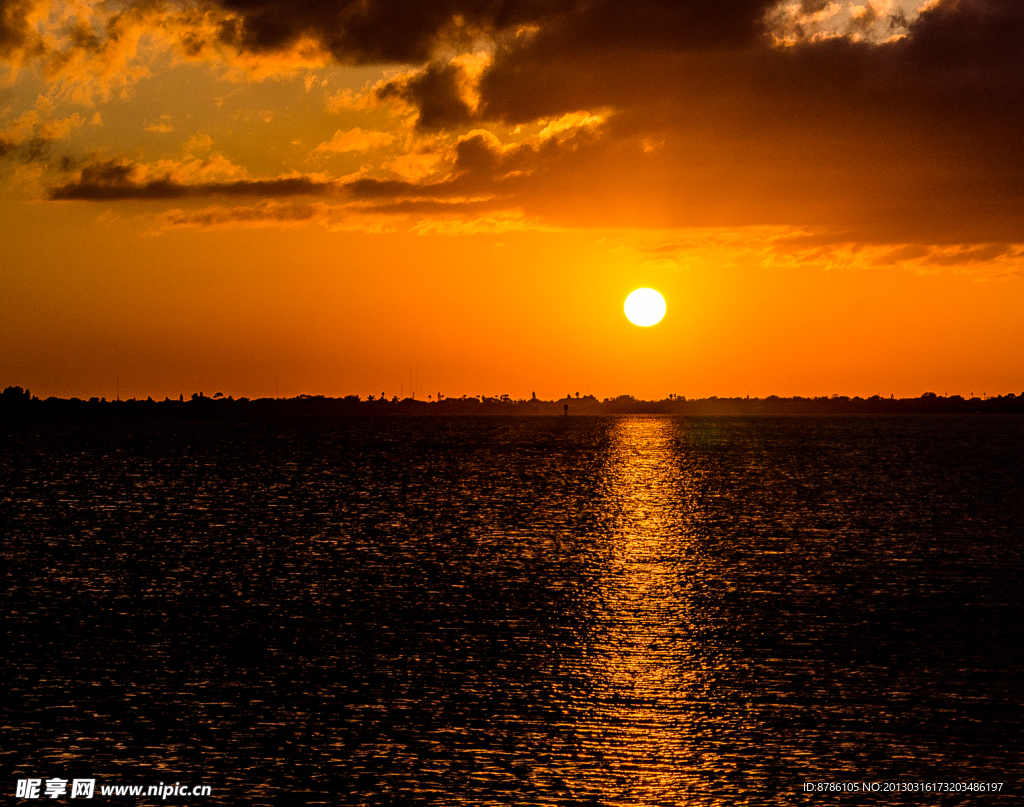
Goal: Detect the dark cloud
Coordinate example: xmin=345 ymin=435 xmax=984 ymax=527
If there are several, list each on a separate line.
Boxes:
xmin=343 ymin=176 xmax=436 ymax=201
xmin=18 ymin=136 xmax=51 ymax=164
xmin=873 ymin=244 xmax=932 ymax=265
xmin=343 ymin=163 xmax=499 ymax=203
xmin=0 ymin=134 xmax=51 ymax=165
xmin=476 ymin=1 xmax=1024 ymax=120
xmin=519 ymin=0 xmax=775 ymax=52
xmin=2 ymin=0 xmax=778 ymax=71
xmin=452 ymin=132 xmax=504 ymax=174
xmin=923 ymin=243 xmax=1012 ymax=266
xmin=376 ymin=62 xmax=474 ymax=129
xmin=50 ymin=143 xmax=530 ymax=204
xmin=449 ymin=0 xmax=1024 ymax=241
xmin=49 ymin=159 xmax=337 ymax=200
xmin=454 ymin=127 xmax=605 ymax=180
xmin=205 ymin=0 xmax=780 ymax=71
xmin=153 ymin=196 xmax=508 ymax=231
xmin=904 ymin=0 xmax=1024 ymax=78
xmin=0 ymin=0 xmax=34 ymax=56
xmin=213 ymin=0 xmax=573 ymax=63
xmin=49 ymin=126 xmax=600 ymax=217
xmin=195 ymin=0 xmax=1024 ymax=137
xmin=337 ymin=0 xmax=778 ymax=127
xmin=350 ymin=197 xmax=503 ymax=216
xmin=157 ymin=200 xmax=330 ymax=229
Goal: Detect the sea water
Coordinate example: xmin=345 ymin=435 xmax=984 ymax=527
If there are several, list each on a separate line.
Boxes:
xmin=3 ymin=415 xmax=1022 ymax=804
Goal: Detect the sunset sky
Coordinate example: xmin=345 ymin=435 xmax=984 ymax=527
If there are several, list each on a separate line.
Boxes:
xmin=2 ymin=0 xmax=1022 ymax=401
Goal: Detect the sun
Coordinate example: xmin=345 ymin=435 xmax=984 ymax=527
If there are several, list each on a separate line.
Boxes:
xmin=624 ymin=288 xmax=666 ymax=327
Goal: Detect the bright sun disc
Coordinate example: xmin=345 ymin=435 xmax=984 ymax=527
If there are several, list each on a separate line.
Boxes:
xmin=624 ymin=288 xmax=666 ymax=327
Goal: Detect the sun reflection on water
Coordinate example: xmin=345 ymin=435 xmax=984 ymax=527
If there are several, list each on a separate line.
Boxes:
xmin=581 ymin=416 xmax=706 ymax=804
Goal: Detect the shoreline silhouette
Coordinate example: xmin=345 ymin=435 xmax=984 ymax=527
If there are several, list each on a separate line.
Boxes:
xmin=4 ymin=386 xmax=1024 ymax=417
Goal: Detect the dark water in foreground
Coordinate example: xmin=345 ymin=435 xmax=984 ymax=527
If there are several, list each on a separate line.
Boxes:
xmin=3 ymin=416 xmax=1023 ymax=805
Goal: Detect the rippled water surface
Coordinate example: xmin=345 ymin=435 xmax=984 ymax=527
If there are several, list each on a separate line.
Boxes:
xmin=4 ymin=416 xmax=1023 ymax=804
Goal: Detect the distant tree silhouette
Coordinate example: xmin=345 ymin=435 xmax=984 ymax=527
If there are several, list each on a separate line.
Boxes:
xmin=5 ymin=386 xmax=1024 ymax=417
xmin=1 ymin=386 xmax=31 ymax=410
xmin=1 ymin=385 xmax=30 ymax=402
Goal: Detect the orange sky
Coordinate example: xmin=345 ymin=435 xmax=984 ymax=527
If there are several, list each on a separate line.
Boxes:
xmin=2 ymin=0 xmax=1022 ymax=401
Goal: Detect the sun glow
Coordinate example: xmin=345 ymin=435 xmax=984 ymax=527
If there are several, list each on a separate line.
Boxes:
xmin=624 ymin=288 xmax=667 ymax=327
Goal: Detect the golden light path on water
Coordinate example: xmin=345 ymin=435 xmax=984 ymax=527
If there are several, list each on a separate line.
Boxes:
xmin=581 ymin=416 xmax=710 ymax=804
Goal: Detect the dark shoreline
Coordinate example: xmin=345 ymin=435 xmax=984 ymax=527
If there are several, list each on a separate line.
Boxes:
xmin=4 ymin=386 xmax=1024 ymax=417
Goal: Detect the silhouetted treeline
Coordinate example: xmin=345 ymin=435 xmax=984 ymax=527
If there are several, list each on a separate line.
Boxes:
xmin=4 ymin=386 xmax=1024 ymax=417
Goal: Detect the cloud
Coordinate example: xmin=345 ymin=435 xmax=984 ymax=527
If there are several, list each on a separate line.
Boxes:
xmin=1 ymin=109 xmax=84 ymax=143
xmin=410 ymin=211 xmax=550 ymax=235
xmin=0 ymin=0 xmax=34 ymax=59
xmin=152 ymin=200 xmax=398 ymax=233
xmin=375 ymin=61 xmax=476 ymax=129
xmin=44 ymin=109 xmax=610 ymax=212
xmin=380 ymin=146 xmax=446 ymax=181
xmin=156 ymin=200 xmax=335 ymax=230
xmin=536 ymin=111 xmax=606 ymax=140
xmin=143 ymin=115 xmax=173 ymax=133
xmin=0 ymin=0 xmax=39 ymax=62
xmin=209 ymin=0 xmax=567 ymax=65
xmin=921 ymin=243 xmax=1014 ymax=266
xmin=49 ymin=157 xmax=336 ymax=200
xmin=183 ymin=133 xmax=214 ymax=155
xmin=871 ymin=244 xmax=932 ymax=264
xmin=0 ymin=0 xmax=334 ymax=103
xmin=313 ymin=127 xmax=395 ymax=153
xmin=0 ymin=108 xmax=85 ymax=165
xmin=755 ymin=237 xmax=1024 ymax=278
xmin=451 ymin=0 xmax=1024 ymax=241
xmin=4 ymin=0 xmax=1019 ymax=245
xmin=149 ymin=197 xmax=544 ymax=235
xmin=767 ymin=1 xmax=912 ymax=44
xmin=630 ymin=228 xmax=1024 ymax=279
xmin=340 ymin=119 xmax=607 ymax=199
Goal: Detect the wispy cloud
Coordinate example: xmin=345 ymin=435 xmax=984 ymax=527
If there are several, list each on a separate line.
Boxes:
xmin=49 ymin=156 xmax=335 ymax=200
xmin=313 ymin=127 xmax=395 ymax=154
xmin=151 ymin=200 xmax=399 ymax=233
xmin=143 ymin=115 xmax=173 ymax=133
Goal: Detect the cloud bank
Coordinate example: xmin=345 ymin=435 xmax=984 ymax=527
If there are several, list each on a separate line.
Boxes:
xmin=1 ymin=0 xmax=1021 ymax=245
